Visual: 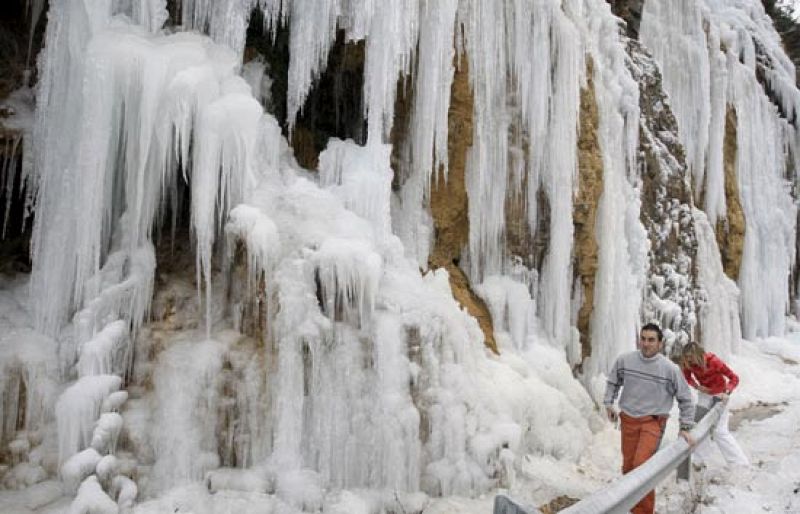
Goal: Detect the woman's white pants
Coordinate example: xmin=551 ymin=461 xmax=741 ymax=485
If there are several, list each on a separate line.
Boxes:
xmin=694 ymin=392 xmax=750 ymax=466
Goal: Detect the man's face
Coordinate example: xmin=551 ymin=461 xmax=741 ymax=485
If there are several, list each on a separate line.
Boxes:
xmin=639 ymin=329 xmax=662 ymax=358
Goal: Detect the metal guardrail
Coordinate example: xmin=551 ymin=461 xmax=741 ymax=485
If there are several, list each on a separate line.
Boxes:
xmin=494 ymin=401 xmax=725 ymax=514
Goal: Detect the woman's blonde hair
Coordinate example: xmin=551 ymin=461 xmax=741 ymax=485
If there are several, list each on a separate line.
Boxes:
xmin=681 ymin=341 xmax=706 ymax=369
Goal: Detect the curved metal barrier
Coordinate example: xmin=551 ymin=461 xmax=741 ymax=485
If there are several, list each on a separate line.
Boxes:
xmin=494 ymin=401 xmax=725 ymax=514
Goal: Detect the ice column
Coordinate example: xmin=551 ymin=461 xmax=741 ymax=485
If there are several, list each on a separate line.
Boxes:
xmin=149 ymin=339 xmax=225 ymax=492
xmin=29 ymin=0 xmax=114 ymax=335
xmin=693 ymin=209 xmax=742 ymax=358
xmin=318 ymin=139 xmax=394 ymax=239
xmin=462 ymin=0 xmax=510 ymax=280
xmin=575 ymin=0 xmax=647 ymax=388
xmin=640 ymin=0 xmax=711 ymax=190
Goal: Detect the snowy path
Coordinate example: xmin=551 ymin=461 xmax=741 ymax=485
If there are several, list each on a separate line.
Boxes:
xmin=693 ymin=401 xmax=800 ymax=513
xmin=659 ymin=337 xmax=800 ymax=514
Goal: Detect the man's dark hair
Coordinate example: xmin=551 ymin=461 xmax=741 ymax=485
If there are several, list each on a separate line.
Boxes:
xmin=640 ymin=322 xmax=663 ymax=342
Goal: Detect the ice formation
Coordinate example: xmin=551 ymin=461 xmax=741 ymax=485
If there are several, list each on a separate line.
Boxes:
xmin=0 ymin=0 xmax=798 ymax=511
xmin=641 ymin=0 xmax=800 ymax=339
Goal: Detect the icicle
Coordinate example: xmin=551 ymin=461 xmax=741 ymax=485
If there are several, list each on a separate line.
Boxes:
xmin=149 ymin=339 xmax=225 ymax=492
xmin=76 ymin=320 xmax=130 ymax=378
xmin=0 ymin=331 xmax=58 ymax=457
xmin=270 ymin=257 xmax=326 ymax=471
xmin=462 ymin=0 xmax=510 ymax=281
xmin=371 ymin=313 xmax=420 ymax=490
xmin=73 ymin=244 xmax=156 ymax=349
xmin=704 ymin=22 xmax=729 ymax=224
xmin=361 ymin=0 xmax=419 ymax=145
xmin=730 ymin=59 xmax=796 ymax=338
xmin=131 ymin=0 xmax=169 ymax=32
xmin=29 ymin=0 xmax=115 ymax=335
xmin=644 ymin=0 xmax=800 ymax=339
xmin=1 ymin=132 xmax=23 ymax=239
xmin=191 ymin=85 xmax=263 ymax=331
xmin=408 ymin=0 xmax=457 ymax=191
xmin=242 ymin=56 xmax=271 ymax=107
xmin=574 ymin=1 xmax=646 ymax=389
xmin=476 ymin=275 xmax=534 ymax=352
xmin=226 ymin=204 xmax=281 ymax=293
xmin=25 ymin=0 xmax=46 ymax=66
xmin=694 ymin=209 xmax=742 ymax=358
xmin=285 ymin=0 xmax=342 ymax=130
xmin=55 ymin=375 xmax=122 ymax=465
xmin=312 ymin=237 xmax=382 ymax=329
xmin=641 ymin=0 xmax=711 ymax=190
xmin=527 ymin=3 xmax=581 ymax=348
xmin=318 ymin=138 xmax=393 ymax=239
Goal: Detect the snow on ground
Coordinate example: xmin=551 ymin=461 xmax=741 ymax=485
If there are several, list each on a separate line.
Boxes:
xmin=418 ymin=330 xmax=800 ymax=513
xmin=675 ymin=336 xmax=800 ymax=513
xmin=1 ymin=270 xmax=800 ymax=512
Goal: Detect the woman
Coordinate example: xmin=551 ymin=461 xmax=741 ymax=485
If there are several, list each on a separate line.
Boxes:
xmin=680 ymin=342 xmax=749 ymax=467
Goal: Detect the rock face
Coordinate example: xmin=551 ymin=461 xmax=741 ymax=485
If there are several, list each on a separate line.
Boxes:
xmin=763 ymin=0 xmax=800 ymax=84
xmin=574 ymin=60 xmax=603 ymax=362
xmin=628 ymin=39 xmax=699 ymax=350
xmin=428 ymin=54 xmax=498 ymax=354
xmin=716 ymin=107 xmax=746 ymax=282
xmin=609 ymin=0 xmax=645 ymax=39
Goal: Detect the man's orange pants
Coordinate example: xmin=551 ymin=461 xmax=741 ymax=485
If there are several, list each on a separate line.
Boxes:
xmin=620 ymin=412 xmax=667 ymax=514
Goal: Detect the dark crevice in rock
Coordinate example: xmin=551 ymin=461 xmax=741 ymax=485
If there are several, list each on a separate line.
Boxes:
xmin=608 ymin=0 xmax=644 ymax=40
xmin=0 ymin=156 xmax=32 ymax=276
xmin=0 ymin=0 xmax=45 ymax=276
xmin=0 ymin=0 xmax=46 ymax=100
xmin=246 ymin=13 xmax=366 ymax=170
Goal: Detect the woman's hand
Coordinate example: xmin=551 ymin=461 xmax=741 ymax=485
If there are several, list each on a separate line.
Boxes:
xmin=697 ymin=385 xmax=712 ymax=395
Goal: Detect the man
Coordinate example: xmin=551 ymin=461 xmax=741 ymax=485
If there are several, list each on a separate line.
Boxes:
xmin=603 ymin=323 xmax=695 ymax=514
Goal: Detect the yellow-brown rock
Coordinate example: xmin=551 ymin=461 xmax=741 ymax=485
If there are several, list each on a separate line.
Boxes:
xmin=716 ymin=106 xmax=745 ymax=281
xmin=574 ymin=60 xmax=603 ymax=362
xmin=428 ymin=54 xmax=498 ymax=354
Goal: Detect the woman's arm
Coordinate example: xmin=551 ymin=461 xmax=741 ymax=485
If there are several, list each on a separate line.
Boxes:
xmin=709 ymin=354 xmax=739 ymax=393
xmin=682 ymin=367 xmax=700 ymax=389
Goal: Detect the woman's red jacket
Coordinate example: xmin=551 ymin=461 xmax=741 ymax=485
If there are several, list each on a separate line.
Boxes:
xmin=682 ymin=352 xmax=739 ymax=395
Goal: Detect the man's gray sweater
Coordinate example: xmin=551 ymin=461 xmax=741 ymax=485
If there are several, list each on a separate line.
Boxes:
xmin=603 ymin=350 xmax=695 ymax=427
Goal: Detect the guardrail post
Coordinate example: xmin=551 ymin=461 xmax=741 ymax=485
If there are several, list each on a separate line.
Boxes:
xmin=493 ymin=495 xmax=542 ymax=514
xmin=676 ymin=402 xmax=711 ymax=481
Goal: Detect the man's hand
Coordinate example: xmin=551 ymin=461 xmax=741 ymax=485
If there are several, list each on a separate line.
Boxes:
xmin=697 ymin=385 xmax=712 ymax=395
xmin=679 ymin=430 xmax=695 ymax=446
xmin=605 ymin=406 xmax=618 ymax=424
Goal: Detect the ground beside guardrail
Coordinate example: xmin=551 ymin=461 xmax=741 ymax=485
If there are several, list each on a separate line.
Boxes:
xmin=494 ymin=401 xmax=726 ymax=514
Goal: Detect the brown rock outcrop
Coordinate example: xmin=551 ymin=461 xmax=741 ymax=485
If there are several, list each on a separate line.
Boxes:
xmin=716 ymin=107 xmax=746 ymax=281
xmin=574 ymin=59 xmax=603 ymax=361
xmin=428 ymin=54 xmax=498 ymax=354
